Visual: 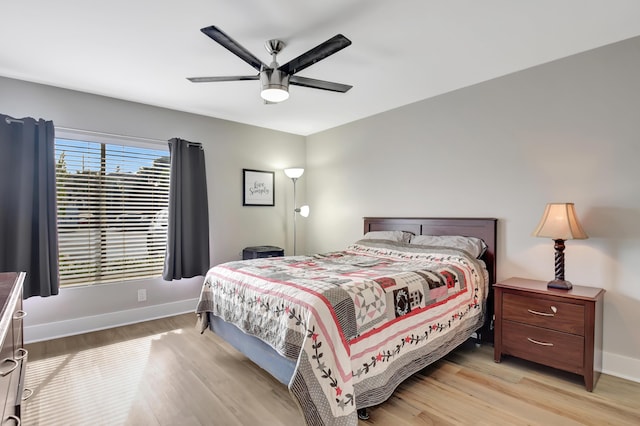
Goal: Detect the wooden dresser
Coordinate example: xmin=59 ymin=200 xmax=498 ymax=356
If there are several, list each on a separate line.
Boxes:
xmin=494 ymin=277 xmax=604 ymax=391
xmin=0 ymin=272 xmax=27 ymax=425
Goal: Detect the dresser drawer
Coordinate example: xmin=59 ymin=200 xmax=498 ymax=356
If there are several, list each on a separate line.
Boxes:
xmin=12 ymin=307 xmax=25 ymax=357
xmin=0 ymin=332 xmax=12 ymax=424
xmin=503 ymin=293 xmax=584 ymax=335
xmin=502 ymin=320 xmax=584 ymax=374
xmin=0 ymin=272 xmax=26 ymax=423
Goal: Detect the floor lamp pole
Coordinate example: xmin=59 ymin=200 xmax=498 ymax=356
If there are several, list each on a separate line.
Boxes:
xmin=291 ymin=177 xmax=298 ymax=256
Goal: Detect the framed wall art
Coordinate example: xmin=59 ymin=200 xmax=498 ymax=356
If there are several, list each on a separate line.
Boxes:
xmin=243 ymin=168 xmax=275 ymax=206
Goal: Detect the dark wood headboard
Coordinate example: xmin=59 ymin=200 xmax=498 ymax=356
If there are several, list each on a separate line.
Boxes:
xmin=363 ymin=217 xmax=498 ymax=342
xmin=363 ymin=217 xmax=498 ymax=285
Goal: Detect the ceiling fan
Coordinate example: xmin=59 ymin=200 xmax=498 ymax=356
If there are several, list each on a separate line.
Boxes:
xmin=187 ymin=25 xmax=353 ymax=103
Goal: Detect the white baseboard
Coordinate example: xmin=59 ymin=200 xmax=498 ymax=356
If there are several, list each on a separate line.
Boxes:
xmin=24 ymin=298 xmax=198 ymax=344
xmin=603 ymin=351 xmax=640 ymax=383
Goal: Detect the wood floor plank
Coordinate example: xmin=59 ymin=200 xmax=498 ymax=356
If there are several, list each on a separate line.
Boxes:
xmin=22 ymin=314 xmax=640 ymax=425
xmin=428 ymin=362 xmax=588 ymax=425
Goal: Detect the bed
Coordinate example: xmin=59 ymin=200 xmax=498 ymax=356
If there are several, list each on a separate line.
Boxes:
xmin=196 ymin=217 xmax=497 ymax=426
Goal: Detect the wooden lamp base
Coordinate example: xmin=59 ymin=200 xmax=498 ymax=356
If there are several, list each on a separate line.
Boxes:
xmin=547 ymin=279 xmax=573 ymax=290
xmin=548 ymin=239 xmax=573 ymax=290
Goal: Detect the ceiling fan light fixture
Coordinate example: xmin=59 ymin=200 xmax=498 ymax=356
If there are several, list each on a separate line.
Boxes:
xmin=260 ymin=69 xmax=290 ymax=103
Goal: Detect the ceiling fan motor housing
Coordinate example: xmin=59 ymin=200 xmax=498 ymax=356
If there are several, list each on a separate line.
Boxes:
xmin=260 ymin=69 xmax=290 ymax=102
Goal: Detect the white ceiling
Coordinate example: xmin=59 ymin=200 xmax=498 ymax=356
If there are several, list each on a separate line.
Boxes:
xmin=2 ymin=1 xmax=640 ymax=136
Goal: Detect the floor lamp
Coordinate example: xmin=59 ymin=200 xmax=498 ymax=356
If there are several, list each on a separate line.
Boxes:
xmin=284 ymin=168 xmax=309 ymax=255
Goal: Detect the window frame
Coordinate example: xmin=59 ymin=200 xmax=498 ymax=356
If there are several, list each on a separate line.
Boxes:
xmin=54 ymin=128 xmax=170 ymax=287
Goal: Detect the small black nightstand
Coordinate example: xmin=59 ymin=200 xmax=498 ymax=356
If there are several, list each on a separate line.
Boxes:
xmin=242 ymin=246 xmax=284 ymax=260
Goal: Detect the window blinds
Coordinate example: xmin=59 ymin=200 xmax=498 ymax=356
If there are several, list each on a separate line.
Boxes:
xmin=55 ymin=138 xmax=170 ymax=286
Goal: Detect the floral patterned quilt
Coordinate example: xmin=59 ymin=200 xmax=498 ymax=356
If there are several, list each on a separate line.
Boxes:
xmin=196 ymin=239 xmax=489 ymax=426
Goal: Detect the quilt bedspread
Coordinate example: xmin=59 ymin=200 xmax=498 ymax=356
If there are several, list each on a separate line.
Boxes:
xmin=196 ymin=240 xmax=489 ymax=426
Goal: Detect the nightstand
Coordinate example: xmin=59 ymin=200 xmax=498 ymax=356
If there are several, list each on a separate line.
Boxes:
xmin=494 ymin=277 xmax=605 ymax=391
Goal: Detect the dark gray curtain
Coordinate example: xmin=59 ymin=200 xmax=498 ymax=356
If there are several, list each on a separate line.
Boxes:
xmin=0 ymin=114 xmax=59 ymax=298
xmin=163 ymin=138 xmax=210 ymax=280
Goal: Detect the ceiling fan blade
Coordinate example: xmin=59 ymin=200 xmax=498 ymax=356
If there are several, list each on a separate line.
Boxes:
xmin=289 ymin=76 xmax=352 ymax=93
xmin=187 ymin=75 xmax=260 ymax=83
xmin=278 ymin=34 xmax=351 ymax=75
xmin=200 ymin=25 xmax=268 ymax=72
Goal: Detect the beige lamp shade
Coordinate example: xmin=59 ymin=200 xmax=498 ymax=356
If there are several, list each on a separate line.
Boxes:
xmin=532 ymin=203 xmax=588 ymax=240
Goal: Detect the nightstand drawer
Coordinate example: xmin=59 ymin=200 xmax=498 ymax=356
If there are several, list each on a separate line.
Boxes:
xmin=502 ymin=321 xmax=584 ymax=374
xmin=503 ymin=293 xmax=584 ymax=335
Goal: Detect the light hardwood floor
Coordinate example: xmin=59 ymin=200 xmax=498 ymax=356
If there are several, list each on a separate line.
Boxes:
xmin=23 ymin=314 xmax=640 ymax=425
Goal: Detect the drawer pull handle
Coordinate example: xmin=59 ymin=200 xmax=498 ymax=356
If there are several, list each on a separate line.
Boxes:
xmin=15 ymin=348 xmax=28 ymax=361
xmin=4 ymin=415 xmax=20 ymax=425
xmin=13 ymin=310 xmax=27 ymax=320
xmin=0 ymin=358 xmax=18 ymax=377
xmin=527 ymin=309 xmax=554 ymax=317
xmin=22 ymin=387 xmax=34 ymax=401
xmin=527 ymin=337 xmax=554 ymax=347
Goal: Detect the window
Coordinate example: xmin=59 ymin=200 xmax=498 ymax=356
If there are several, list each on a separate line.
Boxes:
xmin=55 ymin=133 xmax=170 ymax=286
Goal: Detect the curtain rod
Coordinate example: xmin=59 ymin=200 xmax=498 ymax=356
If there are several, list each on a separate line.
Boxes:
xmin=5 ymin=118 xmax=164 ymax=143
xmin=7 ymin=120 xmax=202 ymax=148
xmin=170 ymin=137 xmax=203 ymax=149
xmin=5 ymin=117 xmax=24 ymax=124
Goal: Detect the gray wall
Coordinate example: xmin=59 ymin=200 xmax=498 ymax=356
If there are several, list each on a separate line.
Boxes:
xmin=0 ymin=76 xmax=306 ymax=341
xmin=306 ymin=36 xmax=640 ymax=382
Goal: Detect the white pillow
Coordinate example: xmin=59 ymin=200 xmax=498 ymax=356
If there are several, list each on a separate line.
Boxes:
xmin=362 ymin=230 xmax=413 ymax=243
xmin=409 ymin=235 xmax=487 ymax=258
